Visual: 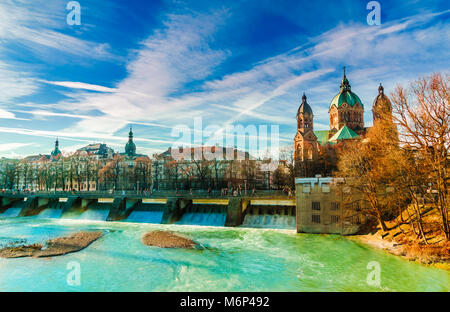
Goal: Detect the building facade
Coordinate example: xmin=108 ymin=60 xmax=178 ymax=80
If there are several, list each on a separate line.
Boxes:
xmin=295 ymin=176 xmax=368 ymax=234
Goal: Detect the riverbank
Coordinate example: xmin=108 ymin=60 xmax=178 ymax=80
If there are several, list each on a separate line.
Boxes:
xmin=352 ymin=208 xmax=449 ymax=270
xmin=354 ymin=234 xmax=449 ymax=270
xmin=0 ymin=231 xmax=103 ymax=258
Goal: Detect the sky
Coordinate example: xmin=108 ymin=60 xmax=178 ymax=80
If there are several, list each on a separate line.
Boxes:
xmin=0 ymin=0 xmax=449 ymax=158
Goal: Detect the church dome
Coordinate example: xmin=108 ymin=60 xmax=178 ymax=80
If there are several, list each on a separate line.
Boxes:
xmin=297 ymin=93 xmax=313 ymax=115
xmin=330 ymin=69 xmax=363 ymax=109
xmin=372 ymin=83 xmax=392 ymax=112
xmin=125 ymin=141 xmax=136 ymax=156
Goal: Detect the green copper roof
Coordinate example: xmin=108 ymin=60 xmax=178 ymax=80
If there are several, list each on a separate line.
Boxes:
xmin=329 ymin=126 xmax=360 ymax=142
xmin=51 ymin=138 xmax=62 ymax=157
xmin=330 ymin=90 xmax=363 ymax=109
xmin=330 ymin=69 xmax=363 ymax=109
xmin=314 ymin=130 xmax=330 ymax=145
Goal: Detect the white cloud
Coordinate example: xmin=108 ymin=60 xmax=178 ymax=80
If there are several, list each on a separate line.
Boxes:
xmin=0 ymin=126 xmax=175 ymax=145
xmin=0 ymin=143 xmax=34 ymax=152
xmin=0 ymin=61 xmax=38 ymax=103
xmin=0 ymin=1 xmax=115 ymax=60
xmin=40 ymin=80 xmax=118 ymax=93
xmin=2 ymin=5 xmax=449 ymax=157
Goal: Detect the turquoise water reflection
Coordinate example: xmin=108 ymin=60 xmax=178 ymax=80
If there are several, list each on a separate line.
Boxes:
xmin=0 ymin=217 xmax=448 ymax=291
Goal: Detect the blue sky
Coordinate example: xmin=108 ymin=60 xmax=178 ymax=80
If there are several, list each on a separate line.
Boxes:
xmin=0 ymin=0 xmax=449 ymax=158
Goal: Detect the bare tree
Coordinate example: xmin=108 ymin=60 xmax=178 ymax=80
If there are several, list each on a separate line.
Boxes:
xmin=391 ymin=73 xmax=449 ymax=240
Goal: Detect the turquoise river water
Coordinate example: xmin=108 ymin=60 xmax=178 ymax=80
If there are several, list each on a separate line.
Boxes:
xmin=0 ymin=217 xmax=448 ymax=291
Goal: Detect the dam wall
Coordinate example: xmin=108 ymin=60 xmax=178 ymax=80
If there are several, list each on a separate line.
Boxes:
xmin=0 ymin=193 xmax=297 ymax=229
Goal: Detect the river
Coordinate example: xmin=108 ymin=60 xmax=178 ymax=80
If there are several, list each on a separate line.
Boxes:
xmin=0 ymin=217 xmax=448 ymax=291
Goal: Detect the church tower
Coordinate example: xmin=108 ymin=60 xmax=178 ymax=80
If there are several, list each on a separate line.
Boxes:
xmin=51 ymin=138 xmax=62 ymax=158
xmin=372 ymin=83 xmax=392 ymax=123
xmin=329 ymin=67 xmax=365 ymax=136
xmin=125 ymin=126 xmax=136 ymax=157
xmin=294 ymin=93 xmax=319 ymax=161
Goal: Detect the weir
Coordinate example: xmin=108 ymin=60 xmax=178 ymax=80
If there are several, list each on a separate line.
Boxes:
xmin=0 ymin=194 xmax=296 ymax=229
xmin=35 ymin=199 xmax=65 ymax=219
xmin=123 ymin=199 xmax=166 ymax=224
xmin=176 ymin=200 xmax=228 ymax=227
xmin=241 ymin=199 xmax=296 ymax=229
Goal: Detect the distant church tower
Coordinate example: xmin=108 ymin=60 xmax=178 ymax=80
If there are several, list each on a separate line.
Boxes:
xmin=294 ymin=93 xmax=319 ymax=161
xmin=125 ymin=126 xmax=136 ymax=157
xmin=51 ymin=138 xmax=62 ymax=158
xmin=329 ymin=67 xmax=365 ymax=136
xmin=372 ymin=83 xmax=392 ymax=123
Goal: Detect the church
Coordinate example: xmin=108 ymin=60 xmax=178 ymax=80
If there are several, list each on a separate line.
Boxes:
xmin=294 ymin=68 xmax=392 ymax=161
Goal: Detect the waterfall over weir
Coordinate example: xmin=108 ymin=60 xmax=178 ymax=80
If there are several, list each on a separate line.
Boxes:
xmin=242 ymin=206 xmax=296 ymax=229
xmin=78 ymin=203 xmax=110 ymax=221
xmin=61 ymin=202 xmax=111 ymax=221
xmin=177 ymin=204 xmax=227 ymax=227
xmin=35 ymin=201 xmax=64 ymax=219
xmin=0 ymin=196 xmax=297 ymax=229
xmin=0 ymin=201 xmax=25 ymax=218
xmin=123 ymin=203 xmax=165 ymax=224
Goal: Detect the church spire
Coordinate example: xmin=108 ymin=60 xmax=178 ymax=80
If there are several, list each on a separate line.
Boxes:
xmin=129 ymin=126 xmax=133 ymax=139
xmin=340 ymin=66 xmax=351 ymax=91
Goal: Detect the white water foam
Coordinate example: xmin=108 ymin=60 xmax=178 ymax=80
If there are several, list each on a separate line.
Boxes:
xmin=242 ymin=214 xmax=296 ymax=229
xmin=77 ymin=209 xmax=110 ymax=221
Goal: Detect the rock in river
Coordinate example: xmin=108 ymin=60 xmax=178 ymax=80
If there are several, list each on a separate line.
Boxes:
xmin=0 ymin=231 xmax=103 ymax=258
xmin=142 ymin=230 xmax=197 ymax=249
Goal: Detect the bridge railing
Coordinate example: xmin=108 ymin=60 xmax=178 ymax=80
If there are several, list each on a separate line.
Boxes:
xmin=0 ymin=189 xmax=292 ymax=198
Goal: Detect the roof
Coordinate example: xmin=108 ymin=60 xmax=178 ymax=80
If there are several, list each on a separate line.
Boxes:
xmin=330 ymin=90 xmax=363 ymax=109
xmin=330 ymin=70 xmax=363 ymax=109
xmin=297 ymin=93 xmax=313 ymax=115
xmin=313 ymin=130 xmax=330 ymax=145
xmin=329 ymin=126 xmax=360 ymax=142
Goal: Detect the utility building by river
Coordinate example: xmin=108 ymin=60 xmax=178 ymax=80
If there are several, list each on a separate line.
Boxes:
xmin=295 ymin=176 xmax=367 ymax=235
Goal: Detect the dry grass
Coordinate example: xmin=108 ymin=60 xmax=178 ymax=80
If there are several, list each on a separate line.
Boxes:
xmin=358 ymin=205 xmax=449 ymax=268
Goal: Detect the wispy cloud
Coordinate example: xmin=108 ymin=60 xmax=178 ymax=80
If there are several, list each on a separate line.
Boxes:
xmin=0 ymin=1 xmax=115 ymax=60
xmin=1 ymin=2 xmax=449 ymax=157
xmin=40 ymin=80 xmax=118 ymax=93
xmin=0 ymin=61 xmax=38 ymax=103
xmin=0 ymin=126 xmax=175 ymax=145
xmin=0 ymin=143 xmax=34 ymax=152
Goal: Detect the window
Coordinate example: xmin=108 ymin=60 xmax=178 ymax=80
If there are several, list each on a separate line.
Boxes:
xmin=312 ymin=215 xmax=321 ymax=224
xmin=331 ymin=215 xmax=340 ymax=223
xmin=312 ymin=202 xmax=320 ymax=211
xmin=331 ymin=202 xmax=340 ymax=210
